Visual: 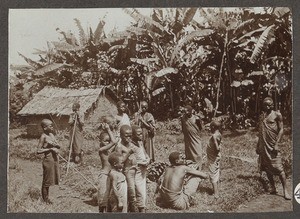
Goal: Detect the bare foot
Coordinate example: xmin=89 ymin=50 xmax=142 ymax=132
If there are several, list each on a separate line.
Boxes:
xmin=269 ymin=187 xmax=277 ymax=195
xmin=284 ymin=191 xmax=291 ymax=200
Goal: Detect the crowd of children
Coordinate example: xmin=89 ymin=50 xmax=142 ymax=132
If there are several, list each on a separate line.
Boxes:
xmin=36 ymin=97 xmax=291 ymax=212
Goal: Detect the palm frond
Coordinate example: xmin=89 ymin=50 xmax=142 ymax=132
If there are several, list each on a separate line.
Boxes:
xmin=74 ymin=18 xmax=87 ymax=46
xmin=126 ymin=26 xmax=148 ymax=36
xmin=123 ymin=8 xmax=165 ymax=32
xmin=250 ymin=25 xmax=275 ymax=63
xmin=182 ymin=8 xmax=197 ymax=26
xmin=170 ymin=29 xmax=214 ymax=64
xmin=130 ymin=58 xmax=159 ymax=66
xmin=32 ymin=48 xmax=48 ymax=55
xmin=108 ymin=45 xmax=126 ymax=53
xmin=18 ymin=53 xmax=42 ymax=69
xmin=52 ymin=41 xmax=83 ymax=51
xmin=152 ymin=9 xmax=163 ymax=23
xmin=94 ymin=20 xmax=105 ymax=44
xmin=155 ymin=67 xmax=178 ymax=77
xmin=233 ymin=18 xmax=255 ymax=36
xmin=35 ymin=63 xmax=66 ymax=76
xmin=236 ymin=26 xmax=267 ymax=42
xmin=274 ymin=7 xmax=290 ymax=18
xmin=152 ymin=87 xmax=165 ymax=96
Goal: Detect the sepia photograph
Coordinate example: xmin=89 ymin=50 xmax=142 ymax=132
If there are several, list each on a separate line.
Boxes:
xmin=8 ymin=7 xmax=293 ymax=213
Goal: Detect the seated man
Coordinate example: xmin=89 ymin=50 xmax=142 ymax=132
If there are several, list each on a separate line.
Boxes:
xmin=157 ymin=152 xmax=208 ymax=210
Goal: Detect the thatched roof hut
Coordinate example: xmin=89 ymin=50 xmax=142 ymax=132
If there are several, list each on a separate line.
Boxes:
xmin=18 ymin=86 xmax=118 ymax=137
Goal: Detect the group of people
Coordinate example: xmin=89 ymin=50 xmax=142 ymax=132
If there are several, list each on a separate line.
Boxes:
xmin=36 ymin=96 xmax=291 ymax=212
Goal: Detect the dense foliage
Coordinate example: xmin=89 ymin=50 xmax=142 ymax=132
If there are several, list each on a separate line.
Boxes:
xmin=10 ymin=7 xmax=292 ymax=128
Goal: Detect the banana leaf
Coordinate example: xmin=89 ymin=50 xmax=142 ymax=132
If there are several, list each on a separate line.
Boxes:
xmin=35 ymin=63 xmax=65 ymax=76
xmin=250 ymin=25 xmax=275 ymax=63
xmin=155 ymin=67 xmax=178 ymax=77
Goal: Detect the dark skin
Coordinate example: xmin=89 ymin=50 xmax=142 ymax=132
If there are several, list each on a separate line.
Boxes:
xmin=114 ymin=128 xmax=135 ymax=165
xmin=137 ymin=102 xmax=154 ymax=131
xmin=161 ymin=153 xmax=208 ymax=193
xmin=106 ymin=156 xmax=126 ymax=211
xmin=37 ymin=121 xmax=60 ymax=155
xmin=184 ymin=107 xmax=202 ymax=131
xmin=259 ymin=99 xmax=291 ymax=200
xmin=132 ymin=127 xmax=150 ymax=166
xmin=99 ymin=123 xmax=117 ymax=172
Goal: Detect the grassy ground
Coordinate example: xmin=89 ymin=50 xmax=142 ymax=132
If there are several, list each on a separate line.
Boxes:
xmin=7 ymin=120 xmax=292 ymax=213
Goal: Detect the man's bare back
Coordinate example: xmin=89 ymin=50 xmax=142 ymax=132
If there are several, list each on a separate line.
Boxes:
xmin=162 ymin=165 xmax=188 ymax=192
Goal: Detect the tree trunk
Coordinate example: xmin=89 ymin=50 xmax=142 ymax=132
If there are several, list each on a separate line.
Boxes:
xmin=214 ymin=31 xmax=228 ymax=117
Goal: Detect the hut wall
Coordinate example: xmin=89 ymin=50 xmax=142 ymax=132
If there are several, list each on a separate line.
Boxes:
xmin=85 ymin=94 xmax=118 ymax=129
xmin=26 ymin=115 xmax=69 ymax=137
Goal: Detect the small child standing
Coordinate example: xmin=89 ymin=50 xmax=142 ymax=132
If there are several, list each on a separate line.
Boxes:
xmin=104 ymin=152 xmax=128 ymax=212
xmin=37 ymin=119 xmax=60 ymax=204
xmin=98 ymin=123 xmax=117 ymax=213
xmin=131 ymin=125 xmax=150 ymax=212
xmin=206 ymin=120 xmax=222 ymax=198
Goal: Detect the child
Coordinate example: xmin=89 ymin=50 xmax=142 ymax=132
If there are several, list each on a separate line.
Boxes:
xmin=68 ymin=102 xmax=84 ymax=164
xmin=131 ymin=125 xmax=150 ymax=212
xmin=37 ymin=119 xmax=60 ymax=204
xmin=98 ymin=123 xmax=117 ymax=213
xmin=104 ymin=152 xmax=128 ymax=212
xmin=206 ymin=120 xmax=222 ymax=198
xmin=133 ymin=101 xmax=156 ymax=162
xmin=115 ymin=101 xmax=131 ymax=137
xmin=114 ymin=125 xmax=138 ymax=212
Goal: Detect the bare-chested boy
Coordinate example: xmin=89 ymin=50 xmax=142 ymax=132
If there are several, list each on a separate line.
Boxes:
xmin=157 ymin=151 xmax=208 ymax=210
xmin=104 ymin=152 xmax=128 ymax=212
xmin=256 ymin=97 xmax=291 ymax=200
xmin=98 ymin=123 xmax=117 ymax=212
xmin=114 ymin=125 xmax=138 ymax=212
xmin=37 ymin=119 xmax=60 ymax=204
xmin=131 ymin=125 xmax=150 ymax=212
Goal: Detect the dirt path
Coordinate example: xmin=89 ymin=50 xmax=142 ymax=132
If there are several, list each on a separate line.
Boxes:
xmin=10 ymin=158 xmax=98 ymax=213
xmin=10 ymin=157 xmax=292 ymax=213
xmin=237 ymin=179 xmax=293 ymax=212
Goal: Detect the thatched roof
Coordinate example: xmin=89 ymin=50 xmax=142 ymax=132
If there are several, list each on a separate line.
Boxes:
xmin=18 ymin=86 xmax=118 ymax=116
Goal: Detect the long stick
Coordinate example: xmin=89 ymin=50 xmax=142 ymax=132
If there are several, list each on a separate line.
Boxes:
xmin=58 ymin=154 xmax=98 ymax=190
xmin=67 ymin=113 xmax=77 ymax=176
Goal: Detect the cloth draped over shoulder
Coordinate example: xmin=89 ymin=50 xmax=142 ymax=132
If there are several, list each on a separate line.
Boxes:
xmin=206 ymin=136 xmax=221 ymax=183
xmin=257 ymin=111 xmax=283 ymax=175
xmin=181 ymin=115 xmax=203 ymax=164
xmin=42 ymin=135 xmax=59 ymax=187
xmin=133 ymin=112 xmax=155 ymax=161
xmin=69 ymin=112 xmax=84 ymax=155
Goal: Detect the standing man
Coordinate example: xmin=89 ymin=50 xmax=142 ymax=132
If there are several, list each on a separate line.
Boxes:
xmin=133 ymin=101 xmax=155 ymax=162
xmin=256 ymin=97 xmax=291 ymax=200
xmin=181 ymin=105 xmax=203 ymax=169
xmin=69 ymin=102 xmax=84 ymax=164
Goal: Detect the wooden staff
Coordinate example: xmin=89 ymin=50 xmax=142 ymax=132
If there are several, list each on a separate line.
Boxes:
xmin=58 ymin=154 xmax=98 ymax=190
xmin=67 ymin=113 xmax=77 ymax=176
